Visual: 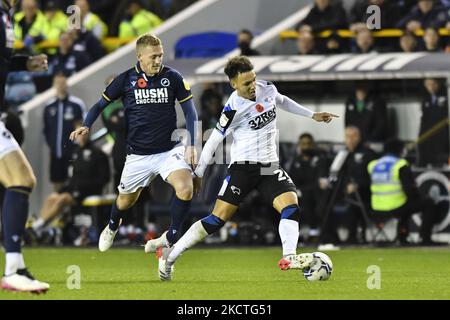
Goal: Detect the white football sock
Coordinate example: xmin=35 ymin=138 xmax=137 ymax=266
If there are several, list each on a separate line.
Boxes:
xmin=279 ymin=219 xmax=299 ymax=257
xmin=167 ymin=220 xmax=208 ymax=263
xmin=18 ymin=253 xmax=26 ymax=270
xmin=5 ymin=252 xmax=23 ymax=276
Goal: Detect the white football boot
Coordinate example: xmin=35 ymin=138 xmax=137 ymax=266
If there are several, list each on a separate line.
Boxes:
xmin=156 ymin=246 xmax=174 ymax=281
xmin=278 ymin=253 xmax=314 ymax=271
xmin=1 ymin=273 xmax=49 ymax=294
xmin=17 ymin=268 xmax=50 ymax=290
xmin=98 ymin=219 xmax=121 ymax=252
xmin=144 ymin=231 xmax=169 ymax=253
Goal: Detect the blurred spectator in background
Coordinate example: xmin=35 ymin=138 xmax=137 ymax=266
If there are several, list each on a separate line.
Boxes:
xmin=44 ymin=0 xmax=67 ymax=44
xmin=397 ymin=0 xmax=420 ymax=15
xmin=345 ymin=81 xmax=388 ymax=143
xmin=75 ymin=0 xmax=108 ymax=39
xmin=321 ymin=126 xmax=377 ymax=244
xmin=396 ymin=0 xmax=448 ymax=32
xmin=418 ymin=78 xmax=449 ymax=166
xmin=324 ymin=32 xmax=346 ymax=54
xmin=420 ymin=27 xmax=443 ymax=51
xmin=200 ymin=83 xmax=223 ymax=130
xmin=349 ymin=0 xmax=401 ymax=33
xmin=368 ymin=138 xmax=438 ymax=245
xmin=296 ymin=0 xmax=347 ymax=33
xmin=297 ymin=30 xmax=318 ymax=55
xmin=101 ymin=75 xmax=126 ymax=188
xmin=43 ymin=72 xmax=86 ymax=191
xmin=49 ymin=32 xmax=91 ymax=76
xmin=26 ymin=131 xmax=110 ymax=244
xmin=237 ymin=29 xmax=260 ymax=56
xmin=119 ymin=0 xmax=163 ymax=39
xmin=14 ymin=0 xmax=49 ymax=53
xmin=287 ymin=133 xmax=328 ymax=242
xmin=69 ymin=28 xmax=105 ymax=62
xmin=399 ymin=31 xmax=419 ymax=52
xmin=352 ymin=28 xmax=378 ymax=53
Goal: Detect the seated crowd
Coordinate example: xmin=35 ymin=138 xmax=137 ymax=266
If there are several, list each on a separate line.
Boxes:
xmin=291 ymin=0 xmax=450 ymax=55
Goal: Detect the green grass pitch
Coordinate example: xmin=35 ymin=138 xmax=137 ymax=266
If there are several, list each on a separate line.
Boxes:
xmin=1 ymin=246 xmax=449 ymax=300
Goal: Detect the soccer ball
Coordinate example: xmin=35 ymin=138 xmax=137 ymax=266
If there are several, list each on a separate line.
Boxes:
xmin=303 ymin=252 xmax=333 ymax=281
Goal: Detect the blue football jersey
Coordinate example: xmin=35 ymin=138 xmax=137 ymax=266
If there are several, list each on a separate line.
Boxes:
xmin=102 ymin=63 xmax=192 ymax=155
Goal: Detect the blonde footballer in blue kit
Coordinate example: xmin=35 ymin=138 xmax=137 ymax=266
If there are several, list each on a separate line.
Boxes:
xmin=70 ymin=34 xmax=200 ymax=265
xmin=157 ymin=56 xmax=338 ymax=281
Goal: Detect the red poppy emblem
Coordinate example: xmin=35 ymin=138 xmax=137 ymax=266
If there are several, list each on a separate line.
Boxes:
xmin=255 ymin=104 xmax=264 ymax=112
xmin=137 ymin=78 xmax=147 ymax=88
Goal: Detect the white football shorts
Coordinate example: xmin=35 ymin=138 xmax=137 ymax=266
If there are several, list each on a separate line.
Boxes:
xmin=118 ymin=145 xmax=192 ymax=194
xmin=0 ymin=121 xmax=21 ymax=160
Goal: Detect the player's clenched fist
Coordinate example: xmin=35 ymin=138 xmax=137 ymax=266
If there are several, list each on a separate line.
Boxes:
xmin=69 ymin=126 xmax=90 ymax=141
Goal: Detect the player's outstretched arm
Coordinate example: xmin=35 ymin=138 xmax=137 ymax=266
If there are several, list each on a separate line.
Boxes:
xmin=312 ymin=112 xmax=339 ymax=123
xmin=194 ymin=128 xmax=226 ymax=178
xmin=276 ymin=93 xmax=338 ymax=123
xmin=276 ymin=93 xmax=315 ymax=118
xmin=69 ymin=97 xmax=110 ymax=141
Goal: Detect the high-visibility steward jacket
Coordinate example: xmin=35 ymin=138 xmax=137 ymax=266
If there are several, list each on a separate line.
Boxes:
xmin=368 ymin=155 xmax=409 ymax=211
xmin=83 ymin=12 xmax=108 ymax=39
xmin=119 ymin=9 xmax=162 ymax=38
xmin=47 ymin=10 xmax=68 ymax=41
xmin=14 ymin=9 xmax=49 ymax=40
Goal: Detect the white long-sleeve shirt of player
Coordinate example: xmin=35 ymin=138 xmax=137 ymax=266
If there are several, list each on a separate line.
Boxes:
xmin=194 ymin=80 xmax=315 ymax=177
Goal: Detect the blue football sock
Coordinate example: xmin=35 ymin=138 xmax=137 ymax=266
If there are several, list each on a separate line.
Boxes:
xmin=2 ymin=187 xmax=32 ymax=253
xmin=281 ymin=204 xmax=300 ymax=221
xmin=167 ymin=196 xmax=191 ymax=244
xmin=200 ymin=214 xmax=225 ymax=235
xmin=108 ymin=203 xmax=125 ymax=231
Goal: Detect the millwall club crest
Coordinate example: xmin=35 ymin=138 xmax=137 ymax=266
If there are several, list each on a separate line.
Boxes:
xmin=161 ymin=78 xmax=170 ymax=87
xmin=255 ymin=104 xmax=264 ymax=113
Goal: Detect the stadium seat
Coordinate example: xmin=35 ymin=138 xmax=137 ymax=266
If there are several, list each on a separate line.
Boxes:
xmin=349 ymin=198 xmax=400 ymax=245
xmin=368 ymin=213 xmax=398 ymax=244
xmin=5 ymin=71 xmax=37 ymax=109
xmin=174 ymin=31 xmax=238 ymax=58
